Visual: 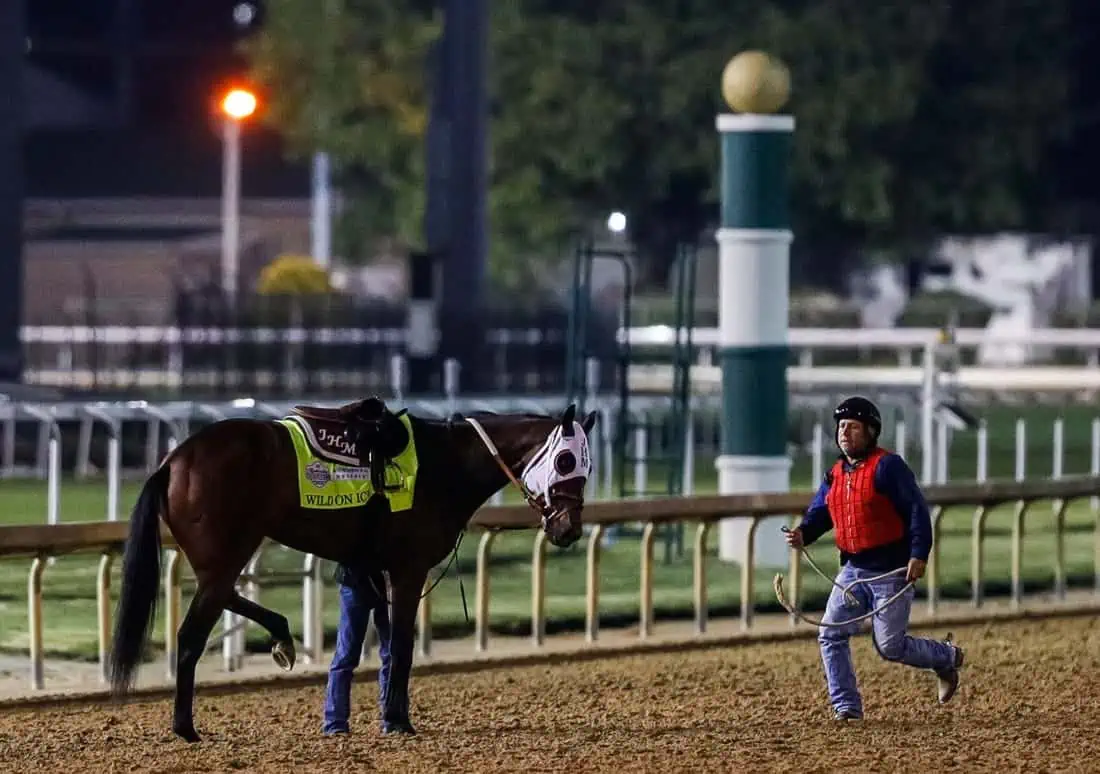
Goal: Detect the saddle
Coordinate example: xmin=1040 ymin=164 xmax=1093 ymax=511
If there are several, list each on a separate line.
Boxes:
xmin=290 ymin=397 xmax=410 ymax=494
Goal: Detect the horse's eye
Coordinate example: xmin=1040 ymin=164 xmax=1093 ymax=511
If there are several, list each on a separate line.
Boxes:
xmin=554 ymin=450 xmax=576 ymax=475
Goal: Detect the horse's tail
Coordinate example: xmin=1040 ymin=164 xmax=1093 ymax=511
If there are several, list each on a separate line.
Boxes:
xmin=107 ymin=464 xmax=170 ymax=696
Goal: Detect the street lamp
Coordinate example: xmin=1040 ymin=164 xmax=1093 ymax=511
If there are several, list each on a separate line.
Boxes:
xmin=607 ymin=211 xmax=627 ymax=235
xmin=219 ymin=88 xmax=257 ymax=299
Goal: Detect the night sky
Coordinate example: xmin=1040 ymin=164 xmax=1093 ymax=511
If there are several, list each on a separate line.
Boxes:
xmin=24 ymin=0 xmax=1100 ymax=211
xmin=28 ymin=0 xmax=250 ymax=126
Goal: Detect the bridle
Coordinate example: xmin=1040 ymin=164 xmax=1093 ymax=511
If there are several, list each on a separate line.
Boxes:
xmin=463 ymin=416 xmax=584 ymax=529
xmin=361 ymin=415 xmax=583 ymax=617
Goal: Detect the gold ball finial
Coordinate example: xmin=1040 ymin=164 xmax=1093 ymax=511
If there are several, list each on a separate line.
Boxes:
xmin=721 ymin=50 xmax=790 ymax=114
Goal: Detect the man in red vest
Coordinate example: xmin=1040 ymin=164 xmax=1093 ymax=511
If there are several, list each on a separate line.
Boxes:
xmin=785 ymin=396 xmax=965 ymax=720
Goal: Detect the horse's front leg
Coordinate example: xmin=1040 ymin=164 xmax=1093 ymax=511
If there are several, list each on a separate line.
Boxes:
xmin=380 ymin=571 xmax=426 ymax=735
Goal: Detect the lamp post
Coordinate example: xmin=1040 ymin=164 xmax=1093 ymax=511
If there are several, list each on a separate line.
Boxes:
xmin=219 ymin=88 xmax=257 ymax=300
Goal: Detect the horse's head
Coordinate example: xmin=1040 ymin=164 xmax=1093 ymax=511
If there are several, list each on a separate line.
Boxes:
xmin=460 ymin=404 xmax=598 ymax=548
xmin=518 ymin=404 xmax=597 ymax=548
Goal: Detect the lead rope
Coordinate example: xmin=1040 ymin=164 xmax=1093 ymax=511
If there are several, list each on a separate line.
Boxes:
xmin=387 ymin=417 xmax=544 ymax=622
xmin=774 ymin=527 xmax=914 ymax=629
xmin=364 ymin=531 xmax=468 ymax=623
xmin=361 ymin=417 xmax=544 ymax=623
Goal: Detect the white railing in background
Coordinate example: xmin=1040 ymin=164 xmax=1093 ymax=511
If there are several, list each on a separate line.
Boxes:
xmin=26 ymin=324 xmax=1100 ymax=356
xmin=628 ymin=363 xmax=1100 ymax=394
xmin=4 ymin=398 xmax=1100 ymax=505
xmin=21 ymin=324 xmax=1100 ymax=391
xmin=621 ymin=325 xmax=1100 ymax=367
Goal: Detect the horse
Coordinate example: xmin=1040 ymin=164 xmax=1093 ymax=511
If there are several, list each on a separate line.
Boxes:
xmin=105 ymin=397 xmax=597 ymax=742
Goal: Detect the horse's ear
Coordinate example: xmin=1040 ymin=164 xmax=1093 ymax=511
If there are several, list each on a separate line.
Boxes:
xmin=581 ymin=410 xmax=597 ymax=434
xmin=561 ymin=403 xmax=576 ymax=436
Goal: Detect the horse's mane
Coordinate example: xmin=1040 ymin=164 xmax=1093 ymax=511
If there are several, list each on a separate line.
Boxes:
xmin=463 ymin=410 xmax=552 ymax=421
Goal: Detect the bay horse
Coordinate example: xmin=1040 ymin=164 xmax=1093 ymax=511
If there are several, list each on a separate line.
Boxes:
xmin=106 ymin=398 xmax=597 ymax=742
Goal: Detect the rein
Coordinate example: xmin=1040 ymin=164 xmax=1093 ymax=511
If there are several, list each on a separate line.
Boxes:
xmin=773 ymin=527 xmax=914 ymax=629
xmin=363 ymin=531 xmax=469 ymax=622
xmin=365 ymin=416 xmax=574 ymax=620
xmin=391 ymin=416 xmax=550 ymax=622
xmin=412 ymin=415 xmax=553 ymax=621
xmin=463 ymin=416 xmax=561 ymax=525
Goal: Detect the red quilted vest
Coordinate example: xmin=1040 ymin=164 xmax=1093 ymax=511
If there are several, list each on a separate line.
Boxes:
xmin=825 ymin=446 xmax=905 ymax=554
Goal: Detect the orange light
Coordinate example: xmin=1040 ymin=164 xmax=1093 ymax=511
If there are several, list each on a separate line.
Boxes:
xmin=221 ymin=88 xmax=258 ymax=120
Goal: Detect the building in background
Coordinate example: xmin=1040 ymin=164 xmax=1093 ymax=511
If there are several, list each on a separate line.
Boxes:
xmin=23 ymin=0 xmax=309 ymax=325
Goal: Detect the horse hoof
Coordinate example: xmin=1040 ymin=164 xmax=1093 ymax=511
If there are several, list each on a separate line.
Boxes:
xmin=382 ymin=720 xmax=417 ymax=736
xmin=272 ymin=640 xmax=296 ymax=672
xmin=173 ymin=724 xmax=202 ymax=744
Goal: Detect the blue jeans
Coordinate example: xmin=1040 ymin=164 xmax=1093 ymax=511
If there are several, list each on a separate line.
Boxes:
xmin=322 ymin=581 xmax=391 ymax=734
xmin=818 ymin=563 xmax=956 ymax=717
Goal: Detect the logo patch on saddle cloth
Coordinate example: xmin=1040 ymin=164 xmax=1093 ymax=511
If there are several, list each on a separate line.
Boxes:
xmin=276 ymin=416 xmax=419 ymax=512
xmin=304 ymin=460 xmax=331 ymax=488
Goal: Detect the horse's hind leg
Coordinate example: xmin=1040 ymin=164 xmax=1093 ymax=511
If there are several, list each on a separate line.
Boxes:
xmin=226 ymin=593 xmax=296 ymax=671
xmin=173 ymin=581 xmax=233 ymax=743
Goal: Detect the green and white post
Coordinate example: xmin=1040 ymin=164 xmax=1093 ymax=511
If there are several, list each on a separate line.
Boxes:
xmin=715 ymin=51 xmax=795 ymax=568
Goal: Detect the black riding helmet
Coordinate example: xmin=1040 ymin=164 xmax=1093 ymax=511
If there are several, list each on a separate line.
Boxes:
xmin=833 ymin=396 xmax=882 ymax=452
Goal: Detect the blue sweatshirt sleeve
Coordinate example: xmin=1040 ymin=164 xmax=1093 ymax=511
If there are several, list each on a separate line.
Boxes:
xmin=874 ymin=453 xmax=933 ymax=561
xmin=797 ymin=476 xmax=834 ymax=546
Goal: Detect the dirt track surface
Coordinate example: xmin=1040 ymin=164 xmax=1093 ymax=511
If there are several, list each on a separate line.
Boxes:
xmin=2 ymin=616 xmax=1100 ymax=773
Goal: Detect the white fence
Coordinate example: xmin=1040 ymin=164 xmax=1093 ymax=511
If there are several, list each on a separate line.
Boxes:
xmin=623 ymin=325 xmax=1100 ymax=367
xmin=0 ymin=393 xmax=664 ymax=515
xmin=5 ymin=395 xmax=1100 ymax=505
xmin=20 ymin=324 xmax=1100 ymax=391
xmin=18 ymin=325 xmax=566 ymax=391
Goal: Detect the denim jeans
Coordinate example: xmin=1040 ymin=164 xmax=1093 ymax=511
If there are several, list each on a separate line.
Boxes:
xmin=322 ymin=581 xmax=391 ymax=734
xmin=818 ymin=562 xmax=956 ymax=717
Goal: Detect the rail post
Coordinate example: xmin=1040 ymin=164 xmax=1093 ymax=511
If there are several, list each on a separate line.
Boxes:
xmin=693 ymin=522 xmax=712 ymax=634
xmin=84 ymin=406 xmax=122 ymax=521
xmin=20 ymin=404 xmax=61 ymax=525
xmin=639 ymin=522 xmax=656 ymax=638
xmin=164 ymin=549 xmax=182 ymax=679
xmin=28 ymin=555 xmax=47 ymax=690
xmin=302 ymin=553 xmax=324 ymax=664
xmin=96 ymin=551 xmax=115 ymax=683
xmin=586 ymin=524 xmax=604 ymax=642
xmin=531 ymin=531 xmax=548 ymax=646
xmin=474 ymin=530 xmax=498 ymax=652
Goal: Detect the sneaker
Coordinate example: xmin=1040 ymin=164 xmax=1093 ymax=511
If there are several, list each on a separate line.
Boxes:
xmin=935 ymin=633 xmax=965 ymax=704
xmin=833 ymin=709 xmax=863 ymax=721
